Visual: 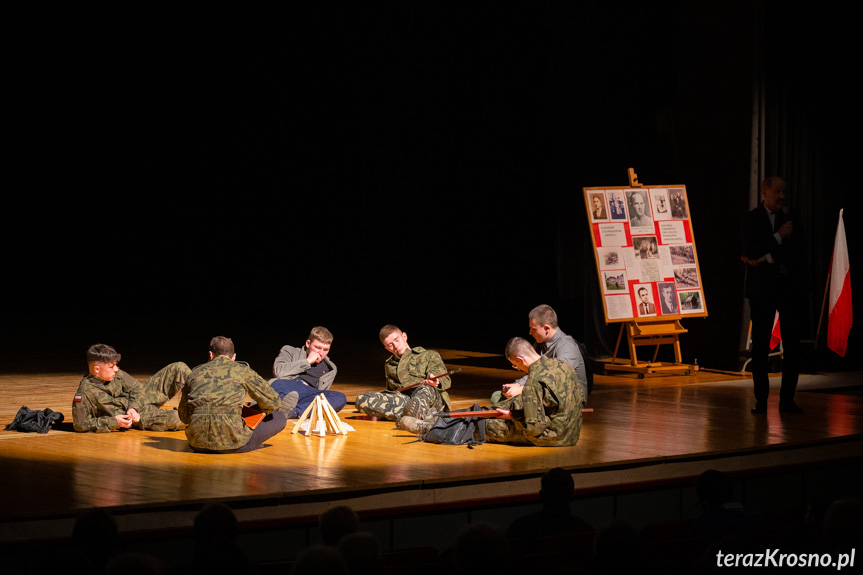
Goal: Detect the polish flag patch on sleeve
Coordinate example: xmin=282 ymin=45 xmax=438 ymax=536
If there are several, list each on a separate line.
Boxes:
xmin=74 ymin=395 xmax=83 ymax=402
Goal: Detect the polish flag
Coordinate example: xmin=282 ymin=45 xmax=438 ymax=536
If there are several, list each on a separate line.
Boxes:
xmin=827 ymin=209 xmax=852 ymax=357
xmin=769 ymin=312 xmax=781 ymax=350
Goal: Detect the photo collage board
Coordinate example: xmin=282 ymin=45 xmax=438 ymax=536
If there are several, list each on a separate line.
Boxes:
xmin=583 ymin=186 xmax=708 ymax=323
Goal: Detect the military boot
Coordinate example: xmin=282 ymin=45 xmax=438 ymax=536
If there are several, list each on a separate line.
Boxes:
xmin=398 ymin=416 xmax=433 ymax=435
xmin=402 ymin=396 xmax=433 ymax=421
xmin=279 ymin=391 xmax=300 ymax=417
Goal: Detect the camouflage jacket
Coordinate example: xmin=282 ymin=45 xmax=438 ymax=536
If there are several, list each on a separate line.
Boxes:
xmin=72 ymin=370 xmax=146 ymax=432
xmin=384 ymin=346 xmax=452 ymax=410
xmin=518 ymin=355 xmax=583 ymax=447
xmin=179 ymin=356 xmax=280 ymax=451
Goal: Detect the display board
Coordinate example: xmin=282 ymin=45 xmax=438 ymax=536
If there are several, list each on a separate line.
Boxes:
xmin=584 ymin=185 xmax=708 ymax=323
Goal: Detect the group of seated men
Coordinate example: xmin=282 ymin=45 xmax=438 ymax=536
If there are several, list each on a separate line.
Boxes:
xmin=71 ymin=305 xmax=588 ymax=452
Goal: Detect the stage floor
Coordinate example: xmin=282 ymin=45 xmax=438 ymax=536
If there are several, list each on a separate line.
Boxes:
xmin=2 ymin=348 xmax=861 ymax=544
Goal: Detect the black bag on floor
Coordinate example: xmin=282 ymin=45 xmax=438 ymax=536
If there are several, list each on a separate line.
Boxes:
xmin=577 ymin=339 xmax=594 ymax=395
xmin=420 ymin=403 xmax=488 ymax=447
xmin=5 ymin=406 xmax=64 ymax=433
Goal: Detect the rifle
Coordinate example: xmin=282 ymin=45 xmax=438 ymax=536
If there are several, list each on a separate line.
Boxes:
xmin=397 ymin=368 xmax=462 ymax=392
xmin=430 ymin=407 xmax=593 ymax=418
xmin=430 ymin=409 xmax=505 ymax=419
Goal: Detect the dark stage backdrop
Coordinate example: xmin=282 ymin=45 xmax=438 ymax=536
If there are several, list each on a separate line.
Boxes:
xmin=4 ymin=4 xmax=856 ymax=376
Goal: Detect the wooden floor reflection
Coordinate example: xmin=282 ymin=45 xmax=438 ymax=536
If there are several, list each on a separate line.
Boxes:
xmin=2 ymin=349 xmax=861 ymax=536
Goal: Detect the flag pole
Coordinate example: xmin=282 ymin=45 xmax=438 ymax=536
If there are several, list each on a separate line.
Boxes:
xmin=814 ymin=254 xmax=832 ymax=350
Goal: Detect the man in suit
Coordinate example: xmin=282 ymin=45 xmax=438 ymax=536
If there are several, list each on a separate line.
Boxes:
xmin=628 ymin=190 xmax=654 ymax=230
xmin=491 ymin=304 xmax=589 ymax=405
xmin=658 ymin=282 xmax=678 ymax=314
xmin=742 ymin=177 xmax=806 ymax=414
xmin=590 ymin=194 xmax=607 ymax=220
xmin=636 ymin=287 xmax=656 ymax=316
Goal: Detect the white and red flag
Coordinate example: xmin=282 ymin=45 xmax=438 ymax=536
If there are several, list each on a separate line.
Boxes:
xmin=769 ymin=311 xmax=781 ymax=350
xmin=827 ymin=209 xmax=852 ymax=357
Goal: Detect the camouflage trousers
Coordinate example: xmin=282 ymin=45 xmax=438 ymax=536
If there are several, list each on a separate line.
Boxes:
xmin=355 ymin=386 xmax=443 ymax=421
xmin=135 ymin=362 xmax=190 ymax=431
xmin=484 ymin=394 xmax=532 ymax=445
xmin=485 ymin=395 xmax=582 ymax=447
xmin=139 ymin=361 xmax=190 ymax=406
xmin=135 ymin=406 xmax=184 ymax=431
xmin=484 ymin=418 xmax=534 ymax=445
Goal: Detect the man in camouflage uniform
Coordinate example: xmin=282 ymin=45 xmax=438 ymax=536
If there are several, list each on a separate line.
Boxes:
xmin=485 ymin=337 xmax=583 ymax=446
xmin=354 ymin=325 xmax=452 ymax=422
xmin=179 ymin=336 xmax=286 ymax=453
xmin=491 ymin=304 xmax=589 ymax=405
xmin=401 ymin=337 xmax=582 ymax=447
xmin=72 ymin=343 xmax=188 ymax=432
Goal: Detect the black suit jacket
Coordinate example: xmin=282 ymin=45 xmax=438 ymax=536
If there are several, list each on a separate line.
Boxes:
xmin=660 ymin=297 xmax=678 ymax=315
xmin=638 ymin=302 xmax=656 ymax=315
xmin=742 ymin=203 xmax=805 ymax=299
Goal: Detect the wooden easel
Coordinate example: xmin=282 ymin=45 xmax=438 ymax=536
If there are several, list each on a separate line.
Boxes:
xmin=600 ymin=320 xmax=698 ymax=378
xmin=586 ymin=168 xmax=706 ymax=379
xmin=291 ymin=395 xmax=348 ymax=436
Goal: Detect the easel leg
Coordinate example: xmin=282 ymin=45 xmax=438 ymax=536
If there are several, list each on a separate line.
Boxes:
xmin=612 ymin=323 xmax=624 ymax=362
xmin=626 ymin=324 xmax=639 ymax=367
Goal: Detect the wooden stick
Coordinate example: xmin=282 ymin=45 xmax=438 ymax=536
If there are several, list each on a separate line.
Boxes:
xmin=397 ymin=369 xmax=462 ymax=392
xmin=315 ymin=396 xmax=326 ymax=437
xmin=814 ymin=259 xmax=833 ymax=349
xmin=291 ymin=400 xmax=316 ymax=434
xmin=431 ymin=408 xmax=595 ymax=419
xmin=320 ymin=396 xmax=340 ymax=434
xmin=330 ymin=401 xmax=348 ymax=434
xmin=322 ymin=398 xmax=346 ymax=435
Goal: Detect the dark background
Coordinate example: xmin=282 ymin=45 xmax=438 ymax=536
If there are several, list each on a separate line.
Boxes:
xmin=3 ymin=4 xmax=857 ymax=378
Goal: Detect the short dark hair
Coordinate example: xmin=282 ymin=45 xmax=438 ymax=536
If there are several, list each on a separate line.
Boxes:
xmin=761 ymin=176 xmax=786 ymax=194
xmin=628 ymin=190 xmax=647 ymax=206
xmin=541 ymin=467 xmax=575 ymax=503
xmin=379 ymin=324 xmax=401 ymax=343
xmin=695 ymin=469 xmax=733 ymax=507
xmin=319 ymin=505 xmax=359 ymax=546
xmin=308 ymin=326 xmax=334 ymax=344
xmin=209 ymin=336 xmax=235 ymax=357
xmin=87 ymin=344 xmax=121 ymax=365
xmin=505 ymin=337 xmax=533 ymax=359
xmin=528 ymin=304 xmax=559 ymax=328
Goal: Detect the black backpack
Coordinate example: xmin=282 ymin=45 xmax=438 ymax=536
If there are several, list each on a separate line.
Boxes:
xmin=417 ymin=404 xmax=488 ymax=447
xmin=578 ymin=340 xmax=594 ymax=395
xmin=5 ymin=406 xmax=64 ymax=433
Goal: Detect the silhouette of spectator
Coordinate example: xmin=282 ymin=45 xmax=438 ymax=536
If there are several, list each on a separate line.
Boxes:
xmin=192 ymin=503 xmax=251 ymax=574
xmin=506 ymin=467 xmax=594 ymax=542
xmin=337 ymin=531 xmax=382 ymax=575
xmin=71 ymin=508 xmax=121 ymax=574
xmin=290 ymin=544 xmax=349 ymax=575
xmin=593 ymin=521 xmax=642 ymax=574
xmin=449 ymin=522 xmax=511 ymax=574
xmin=692 ymin=469 xmax=764 ymax=541
xmin=105 ymin=552 xmax=161 ymax=575
xmin=319 ymin=505 xmax=360 ymax=546
xmin=823 ymin=498 xmax=862 ymax=556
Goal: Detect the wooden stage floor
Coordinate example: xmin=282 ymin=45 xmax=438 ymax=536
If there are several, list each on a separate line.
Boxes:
xmin=1 ymin=348 xmax=861 ymax=545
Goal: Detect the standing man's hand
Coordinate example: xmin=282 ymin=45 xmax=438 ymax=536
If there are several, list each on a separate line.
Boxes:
xmin=778 ymin=221 xmax=794 ymax=239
